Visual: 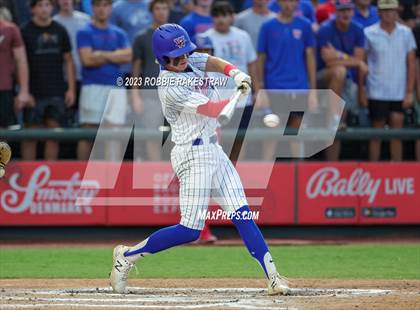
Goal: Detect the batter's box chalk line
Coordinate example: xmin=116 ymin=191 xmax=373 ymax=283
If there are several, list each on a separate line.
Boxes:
xmin=12 ymin=287 xmax=393 ymax=297
xmin=0 ymin=304 xmax=296 ymax=310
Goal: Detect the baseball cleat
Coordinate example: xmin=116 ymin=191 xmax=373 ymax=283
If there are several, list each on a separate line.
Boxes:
xmin=110 ymin=245 xmax=135 ymax=294
xmin=267 ymin=273 xmax=289 ymax=295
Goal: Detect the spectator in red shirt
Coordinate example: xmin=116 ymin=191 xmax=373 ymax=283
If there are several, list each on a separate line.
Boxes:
xmin=0 ymin=5 xmax=30 ymax=128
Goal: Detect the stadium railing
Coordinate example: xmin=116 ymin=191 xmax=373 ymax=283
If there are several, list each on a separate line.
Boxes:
xmin=1 ymin=128 xmax=419 ymax=141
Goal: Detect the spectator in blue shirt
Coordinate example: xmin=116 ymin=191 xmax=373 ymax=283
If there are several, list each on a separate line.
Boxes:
xmin=77 ymin=0 xmax=131 ymax=160
xmin=180 ymin=0 xmax=213 ymax=42
xmin=316 ymin=0 xmax=367 ymax=161
xmin=352 ymin=0 xmax=379 ymax=28
xmin=257 ymin=0 xmax=317 ymax=159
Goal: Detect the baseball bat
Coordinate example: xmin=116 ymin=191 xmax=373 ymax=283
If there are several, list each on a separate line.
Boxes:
xmin=217 ymin=85 xmax=246 ymax=126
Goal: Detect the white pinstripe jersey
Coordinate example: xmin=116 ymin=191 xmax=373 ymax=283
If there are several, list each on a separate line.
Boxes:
xmin=158 ymin=52 xmax=221 ymax=145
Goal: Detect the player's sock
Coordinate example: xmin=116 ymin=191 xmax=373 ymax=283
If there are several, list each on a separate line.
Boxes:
xmin=231 ymin=205 xmax=277 ymax=279
xmin=123 ymin=224 xmax=200 ymax=263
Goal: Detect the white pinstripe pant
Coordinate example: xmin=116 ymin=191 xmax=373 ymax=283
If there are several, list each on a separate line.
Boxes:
xmin=171 ymin=142 xmax=248 ymax=230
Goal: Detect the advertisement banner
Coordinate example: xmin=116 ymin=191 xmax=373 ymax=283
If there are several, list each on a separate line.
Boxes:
xmin=297 ymin=162 xmax=420 ymax=225
xmin=0 ymin=162 xmax=106 ymax=225
xmin=298 ymin=163 xmax=360 ymax=224
xmin=0 ymin=161 xmax=418 ymax=226
xmin=358 ymin=163 xmax=420 ymax=224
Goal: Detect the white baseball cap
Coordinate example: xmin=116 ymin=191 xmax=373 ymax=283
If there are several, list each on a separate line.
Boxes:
xmin=377 ymin=0 xmax=399 ymax=10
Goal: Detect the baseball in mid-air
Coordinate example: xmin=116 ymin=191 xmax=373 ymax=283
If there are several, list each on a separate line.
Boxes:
xmin=263 ymin=113 xmax=280 ymax=128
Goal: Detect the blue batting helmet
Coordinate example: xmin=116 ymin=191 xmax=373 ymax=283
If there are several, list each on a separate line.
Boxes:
xmin=152 ymin=24 xmax=197 ymax=66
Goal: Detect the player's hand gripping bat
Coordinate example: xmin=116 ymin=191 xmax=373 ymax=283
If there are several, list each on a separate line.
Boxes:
xmin=217 ymin=82 xmax=250 ymax=126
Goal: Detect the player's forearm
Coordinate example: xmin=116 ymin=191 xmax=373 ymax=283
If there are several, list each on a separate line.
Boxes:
xmin=206 ymin=55 xmax=252 ymax=91
xmin=205 ymin=55 xmax=231 ymax=74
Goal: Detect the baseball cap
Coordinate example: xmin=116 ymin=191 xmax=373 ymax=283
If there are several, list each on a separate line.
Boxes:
xmin=335 ymin=0 xmax=355 ymax=10
xmin=377 ymin=0 xmax=399 ymax=9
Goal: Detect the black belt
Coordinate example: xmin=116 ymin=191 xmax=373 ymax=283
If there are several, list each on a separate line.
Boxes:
xmin=192 ymin=135 xmax=217 ymax=146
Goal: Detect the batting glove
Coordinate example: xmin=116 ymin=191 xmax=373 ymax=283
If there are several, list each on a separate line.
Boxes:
xmin=229 ymin=69 xmax=251 ymax=89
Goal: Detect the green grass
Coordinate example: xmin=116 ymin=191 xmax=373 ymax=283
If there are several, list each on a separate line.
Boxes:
xmin=0 ymin=244 xmax=419 ymax=279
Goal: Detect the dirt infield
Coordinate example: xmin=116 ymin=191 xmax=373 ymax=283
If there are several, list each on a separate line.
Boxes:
xmin=1 ymin=278 xmax=419 ymax=309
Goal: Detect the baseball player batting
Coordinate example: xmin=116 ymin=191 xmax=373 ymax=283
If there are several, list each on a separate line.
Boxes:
xmin=110 ymin=23 xmax=289 ymax=296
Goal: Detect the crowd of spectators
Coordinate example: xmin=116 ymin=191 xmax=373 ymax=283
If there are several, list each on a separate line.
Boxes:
xmin=0 ymin=0 xmax=419 ymax=161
